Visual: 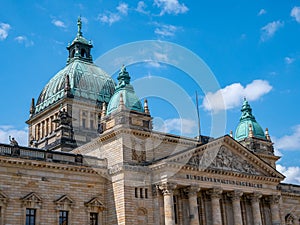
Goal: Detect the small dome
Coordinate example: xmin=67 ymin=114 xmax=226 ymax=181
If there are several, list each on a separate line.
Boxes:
xmin=106 ymin=66 xmax=144 ymax=115
xmin=234 ymin=99 xmax=266 ymax=140
xmin=35 ymin=60 xmax=115 ymax=113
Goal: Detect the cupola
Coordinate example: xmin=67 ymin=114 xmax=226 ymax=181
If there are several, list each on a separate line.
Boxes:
xmin=234 ymin=98 xmax=266 ymax=141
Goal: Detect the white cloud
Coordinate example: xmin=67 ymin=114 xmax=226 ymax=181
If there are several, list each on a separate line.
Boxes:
xmin=117 ymin=2 xmax=129 ymax=15
xmin=291 ymin=6 xmax=300 ymax=23
xmin=260 ymin=20 xmax=284 ymax=42
xmin=154 ymin=24 xmax=180 ymax=37
xmin=81 ymin=16 xmax=88 ymax=24
xmin=273 ymin=125 xmax=300 ymax=151
xmin=136 ymin=1 xmax=148 ymax=14
xmin=52 ymin=19 xmax=66 ymax=28
xmin=14 ymin=35 xmax=34 ymax=47
xmin=277 ymin=164 xmax=300 ymax=185
xmin=98 ymin=2 xmax=129 ymax=25
xmin=0 ymin=23 xmax=11 ymax=40
xmin=285 ymin=57 xmax=295 ymax=64
xmin=202 ymin=80 xmax=272 ymax=112
xmin=154 ymin=0 xmax=188 ymax=16
xmin=98 ymin=12 xmax=121 ymax=25
xmin=258 ymin=9 xmax=267 ymax=16
xmin=153 ymin=118 xmax=197 ymax=135
xmin=0 ymin=125 xmax=28 ymax=146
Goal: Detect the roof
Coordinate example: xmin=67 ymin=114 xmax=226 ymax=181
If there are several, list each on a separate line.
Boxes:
xmin=35 ymin=60 xmax=115 ymax=113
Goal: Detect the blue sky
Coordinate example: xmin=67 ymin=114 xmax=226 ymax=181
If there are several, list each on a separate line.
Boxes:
xmin=0 ymin=0 xmax=300 ymax=184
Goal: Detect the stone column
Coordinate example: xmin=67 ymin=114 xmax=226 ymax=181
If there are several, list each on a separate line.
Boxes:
xmin=187 ymin=185 xmax=200 ymax=225
xmin=228 ymin=190 xmax=243 ymax=225
xmin=270 ymin=195 xmax=281 ymax=225
xmin=159 ymin=183 xmax=177 ymax=225
xmin=250 ymin=192 xmax=262 ymax=225
xmin=207 ymin=188 xmax=222 ymax=225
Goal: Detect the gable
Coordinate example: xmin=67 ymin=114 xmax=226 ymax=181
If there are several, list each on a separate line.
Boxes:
xmin=159 ymin=136 xmax=284 ymax=180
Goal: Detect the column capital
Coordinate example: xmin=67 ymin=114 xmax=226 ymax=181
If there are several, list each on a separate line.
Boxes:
xmin=249 ymin=192 xmax=262 ymax=203
xmin=157 ymin=182 xmax=177 ymax=195
xmin=227 ymin=190 xmax=243 ymax=201
xmin=184 ymin=185 xmax=200 ymax=196
xmin=269 ymin=194 xmax=281 ymax=205
xmin=207 ymin=187 xmax=222 ymax=199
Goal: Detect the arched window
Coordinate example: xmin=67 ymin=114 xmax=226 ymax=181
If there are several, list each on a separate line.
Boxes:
xmin=71 ymin=49 xmax=75 ymax=58
xmin=81 ymin=49 xmax=86 ymax=57
xmin=137 ymin=208 xmax=147 ymax=225
xmin=285 ymin=213 xmax=295 ymax=225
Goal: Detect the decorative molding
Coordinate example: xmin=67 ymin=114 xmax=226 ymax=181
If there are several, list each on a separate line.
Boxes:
xmin=85 ymin=197 xmax=105 ymax=212
xmin=249 ymin=192 xmax=262 ymax=203
xmin=21 ymin=192 xmax=42 ymax=208
xmin=0 ymin=190 xmax=8 ymax=206
xmin=157 ymin=182 xmax=177 ymax=195
xmin=206 ymin=188 xmax=222 ymax=199
xmin=54 ymin=194 xmax=74 ymax=211
xmin=227 ymin=190 xmax=243 ymax=201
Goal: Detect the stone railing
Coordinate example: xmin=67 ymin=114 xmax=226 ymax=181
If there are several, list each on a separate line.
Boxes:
xmin=0 ymin=143 xmax=106 ymax=168
xmin=278 ymin=183 xmax=300 ymax=195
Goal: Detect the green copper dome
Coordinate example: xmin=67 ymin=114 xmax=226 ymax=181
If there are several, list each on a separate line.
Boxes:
xmin=234 ymin=99 xmax=266 ymax=141
xmin=106 ymin=66 xmax=144 ymax=115
xmin=35 ymin=17 xmax=115 ymax=113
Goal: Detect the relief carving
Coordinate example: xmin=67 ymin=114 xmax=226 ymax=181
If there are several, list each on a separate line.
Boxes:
xmin=187 ymin=146 xmax=259 ymax=175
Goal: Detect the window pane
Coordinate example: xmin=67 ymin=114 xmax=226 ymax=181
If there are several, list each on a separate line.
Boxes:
xmin=59 ymin=211 xmax=68 ymax=225
xmin=26 ymin=208 xmax=36 ymax=225
xmin=90 ymin=213 xmax=98 ymax=225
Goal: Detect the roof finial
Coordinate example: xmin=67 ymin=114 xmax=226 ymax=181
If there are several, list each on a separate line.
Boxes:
xmin=229 ymin=130 xmax=233 ymax=137
xmin=77 ymin=16 xmax=82 ymax=37
xmin=144 ymin=99 xmax=150 ymax=114
xmin=265 ymin=128 xmax=271 ymax=141
xmin=30 ymin=98 xmax=35 ymax=117
xmin=248 ymin=124 xmax=254 ymax=138
xmin=101 ymin=102 xmax=107 ymax=118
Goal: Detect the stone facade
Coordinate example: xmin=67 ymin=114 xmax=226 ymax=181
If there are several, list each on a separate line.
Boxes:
xmin=1 ymin=18 xmax=300 ymax=225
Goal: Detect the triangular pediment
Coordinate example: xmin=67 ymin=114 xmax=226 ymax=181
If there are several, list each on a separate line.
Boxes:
xmin=21 ymin=192 xmax=42 ymax=203
xmin=154 ymin=135 xmax=284 ymax=180
xmin=54 ymin=194 xmax=74 ymax=207
xmin=21 ymin=192 xmax=42 ymax=208
xmin=85 ymin=197 xmax=105 ymax=211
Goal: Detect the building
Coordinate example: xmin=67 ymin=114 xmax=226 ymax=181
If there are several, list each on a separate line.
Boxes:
xmin=0 ymin=17 xmax=299 ymax=225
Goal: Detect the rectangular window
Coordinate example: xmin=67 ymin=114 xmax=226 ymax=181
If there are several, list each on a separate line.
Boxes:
xmin=82 ymin=118 xmax=86 ymax=128
xmin=135 ymin=188 xmax=138 ymax=198
xmin=140 ymin=188 xmax=143 ymax=198
xmin=59 ymin=210 xmax=68 ymax=225
xmin=173 ymin=196 xmax=178 ymax=224
xmin=26 ymin=208 xmax=36 ymax=225
xmin=90 ymin=120 xmax=94 ymax=129
xmin=90 ymin=213 xmax=98 ymax=225
xmin=145 ymin=188 xmax=148 ymax=198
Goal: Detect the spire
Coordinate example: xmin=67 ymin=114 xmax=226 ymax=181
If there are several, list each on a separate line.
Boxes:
xmin=77 ymin=16 xmax=82 ymax=37
xmin=30 ymin=98 xmax=35 ymax=117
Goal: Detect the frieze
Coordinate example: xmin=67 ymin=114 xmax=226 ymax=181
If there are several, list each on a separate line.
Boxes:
xmin=187 ymin=146 xmax=259 ymax=175
xmin=185 ymin=174 xmax=263 ymax=188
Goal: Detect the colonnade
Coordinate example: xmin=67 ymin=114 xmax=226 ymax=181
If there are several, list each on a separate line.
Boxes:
xmin=157 ymin=183 xmax=281 ymax=225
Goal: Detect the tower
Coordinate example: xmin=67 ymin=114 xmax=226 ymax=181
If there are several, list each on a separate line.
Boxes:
xmin=26 ymin=17 xmax=116 ymax=151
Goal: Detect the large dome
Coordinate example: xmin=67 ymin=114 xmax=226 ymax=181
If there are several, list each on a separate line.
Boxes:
xmin=35 ymin=60 xmax=115 ymax=113
xmin=34 ymin=17 xmax=115 ymax=114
